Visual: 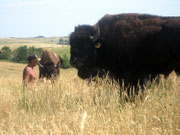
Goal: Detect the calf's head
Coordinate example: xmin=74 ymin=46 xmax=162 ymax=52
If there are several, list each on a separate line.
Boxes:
xmin=39 ymin=61 xmax=61 ymax=79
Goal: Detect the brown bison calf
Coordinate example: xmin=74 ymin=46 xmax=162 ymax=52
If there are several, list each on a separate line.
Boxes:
xmin=39 ymin=50 xmax=63 ymax=80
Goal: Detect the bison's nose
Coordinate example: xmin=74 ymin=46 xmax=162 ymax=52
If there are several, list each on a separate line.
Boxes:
xmin=70 ymin=58 xmax=77 ymax=67
xmin=70 ymin=58 xmax=82 ymax=68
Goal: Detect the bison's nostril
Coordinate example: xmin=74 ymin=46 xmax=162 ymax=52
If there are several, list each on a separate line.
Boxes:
xmin=70 ymin=59 xmax=77 ymax=66
xmin=70 ymin=58 xmax=83 ymax=68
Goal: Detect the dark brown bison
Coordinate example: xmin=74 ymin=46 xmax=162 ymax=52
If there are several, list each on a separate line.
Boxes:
xmin=70 ymin=13 xmax=180 ymax=93
xmin=39 ymin=50 xmax=63 ymax=80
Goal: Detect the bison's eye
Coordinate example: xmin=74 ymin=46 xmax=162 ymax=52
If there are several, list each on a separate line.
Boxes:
xmin=82 ymin=41 xmax=94 ymax=51
xmin=83 ymin=44 xmax=91 ymax=50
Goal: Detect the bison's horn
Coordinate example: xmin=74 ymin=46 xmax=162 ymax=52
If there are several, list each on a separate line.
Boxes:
xmin=90 ymin=25 xmax=100 ymax=42
xmin=37 ymin=62 xmax=44 ymax=68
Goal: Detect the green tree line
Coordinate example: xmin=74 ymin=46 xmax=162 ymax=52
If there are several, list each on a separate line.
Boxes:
xmin=0 ymin=46 xmax=71 ymax=68
xmin=0 ymin=46 xmax=43 ymax=63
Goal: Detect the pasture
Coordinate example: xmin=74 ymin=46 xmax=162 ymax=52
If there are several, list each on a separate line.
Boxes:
xmin=0 ymin=37 xmax=58 ymax=49
xmin=0 ymin=37 xmax=179 ymax=134
xmin=0 ymin=61 xmax=180 ymax=134
xmin=0 ymin=37 xmax=69 ymax=52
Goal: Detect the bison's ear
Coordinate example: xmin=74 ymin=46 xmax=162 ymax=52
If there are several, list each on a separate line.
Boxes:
xmin=95 ymin=42 xmax=101 ymax=48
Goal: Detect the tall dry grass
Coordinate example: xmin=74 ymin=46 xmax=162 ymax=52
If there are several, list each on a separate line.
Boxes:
xmin=0 ymin=67 xmax=180 ymax=135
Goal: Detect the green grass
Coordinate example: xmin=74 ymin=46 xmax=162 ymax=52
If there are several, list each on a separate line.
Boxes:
xmin=52 ymin=46 xmax=70 ymax=57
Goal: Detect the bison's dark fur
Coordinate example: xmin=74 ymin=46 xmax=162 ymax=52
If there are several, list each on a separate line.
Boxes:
xmin=39 ymin=50 xmax=63 ymax=80
xmin=70 ymin=13 xmax=180 ymax=93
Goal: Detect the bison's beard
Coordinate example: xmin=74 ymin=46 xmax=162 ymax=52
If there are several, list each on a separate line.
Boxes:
xmin=78 ymin=70 xmax=91 ymax=79
xmin=77 ymin=66 xmax=103 ymax=79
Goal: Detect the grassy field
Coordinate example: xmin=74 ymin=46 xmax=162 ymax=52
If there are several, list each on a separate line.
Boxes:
xmin=0 ymin=61 xmax=180 ymax=135
xmin=0 ymin=38 xmax=179 ymax=134
xmin=0 ymin=37 xmax=68 ymax=50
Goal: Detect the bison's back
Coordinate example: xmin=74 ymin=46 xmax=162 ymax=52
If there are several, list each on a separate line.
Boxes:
xmin=97 ymin=14 xmax=180 ymax=69
xmin=41 ymin=50 xmax=60 ymax=65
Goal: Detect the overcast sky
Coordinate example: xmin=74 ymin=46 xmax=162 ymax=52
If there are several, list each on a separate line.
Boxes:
xmin=0 ymin=0 xmax=180 ymax=38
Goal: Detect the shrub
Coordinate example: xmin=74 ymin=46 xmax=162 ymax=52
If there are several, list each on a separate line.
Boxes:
xmin=28 ymin=47 xmax=43 ymax=57
xmin=12 ymin=46 xmax=28 ymax=63
xmin=58 ymin=38 xmax=69 ymax=45
xmin=0 ymin=46 xmax=12 ymax=60
xmin=61 ymin=53 xmax=71 ymax=69
xmin=52 ymin=47 xmax=71 ymax=69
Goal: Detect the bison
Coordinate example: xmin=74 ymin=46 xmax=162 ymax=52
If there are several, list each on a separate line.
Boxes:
xmin=70 ymin=13 xmax=180 ymax=93
xmin=39 ymin=50 xmax=63 ymax=80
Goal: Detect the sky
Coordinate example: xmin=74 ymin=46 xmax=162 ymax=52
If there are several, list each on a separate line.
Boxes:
xmin=0 ymin=0 xmax=180 ymax=38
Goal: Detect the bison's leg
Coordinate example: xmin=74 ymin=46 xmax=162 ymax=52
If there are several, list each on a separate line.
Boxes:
xmin=122 ymin=72 xmax=155 ymax=98
xmin=151 ymin=74 xmax=160 ymax=84
xmin=119 ymin=73 xmax=139 ymax=98
xmin=139 ymin=73 xmax=160 ymax=91
xmin=39 ymin=68 xmax=42 ymax=78
xmin=175 ymin=66 xmax=180 ymax=76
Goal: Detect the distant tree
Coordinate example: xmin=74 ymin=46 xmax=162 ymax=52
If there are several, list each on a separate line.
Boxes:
xmin=12 ymin=46 xmax=28 ymax=63
xmin=12 ymin=46 xmax=43 ymax=63
xmin=28 ymin=46 xmax=36 ymax=55
xmin=28 ymin=46 xmax=43 ymax=57
xmin=64 ymin=39 xmax=69 ymax=45
xmin=35 ymin=48 xmax=43 ymax=57
xmin=59 ymin=38 xmax=64 ymax=44
xmin=0 ymin=46 xmax=12 ymax=60
xmin=58 ymin=38 xmax=69 ymax=45
xmin=35 ymin=36 xmax=45 ymax=38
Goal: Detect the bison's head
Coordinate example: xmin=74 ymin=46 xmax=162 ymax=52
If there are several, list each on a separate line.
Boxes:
xmin=70 ymin=25 xmax=102 ymax=79
xmin=39 ymin=59 xmax=62 ymax=79
xmin=44 ymin=62 xmax=58 ymax=73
